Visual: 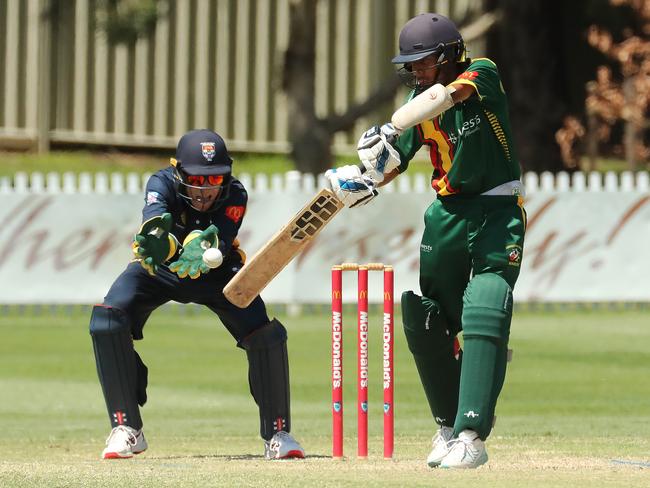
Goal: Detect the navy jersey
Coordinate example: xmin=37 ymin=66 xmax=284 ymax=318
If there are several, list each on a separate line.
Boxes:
xmin=142 ymin=167 xmax=247 ymax=263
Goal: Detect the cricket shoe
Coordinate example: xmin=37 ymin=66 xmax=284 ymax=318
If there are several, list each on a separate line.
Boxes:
xmin=264 ymin=431 xmax=305 ymax=460
xmin=426 ymin=425 xmax=454 ymax=467
xmin=102 ymin=425 xmax=148 ymax=459
xmin=439 ymin=429 xmax=488 ymax=469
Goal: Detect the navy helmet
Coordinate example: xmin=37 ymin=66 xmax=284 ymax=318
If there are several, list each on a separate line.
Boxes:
xmin=393 ymin=13 xmax=465 ymax=89
xmin=171 ymin=129 xmax=233 ymax=211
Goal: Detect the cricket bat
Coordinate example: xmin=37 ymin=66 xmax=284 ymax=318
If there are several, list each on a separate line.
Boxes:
xmin=223 ymin=92 xmax=444 ymax=308
xmin=223 ymin=188 xmax=344 ymax=308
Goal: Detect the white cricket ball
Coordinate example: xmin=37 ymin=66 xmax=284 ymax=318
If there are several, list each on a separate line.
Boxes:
xmin=202 ymin=247 xmax=223 ymax=268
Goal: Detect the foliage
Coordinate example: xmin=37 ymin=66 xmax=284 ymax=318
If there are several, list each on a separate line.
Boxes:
xmin=282 ymin=0 xmax=400 ymax=174
xmin=97 ymin=0 xmax=163 ymax=45
xmin=282 ymin=1 xmax=499 ymax=174
xmin=485 ymin=0 xmax=567 ymax=173
xmin=556 ymin=0 xmax=650 ymax=169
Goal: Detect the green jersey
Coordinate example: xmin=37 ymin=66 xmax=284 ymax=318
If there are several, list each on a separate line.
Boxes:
xmin=394 ymin=58 xmax=520 ymax=197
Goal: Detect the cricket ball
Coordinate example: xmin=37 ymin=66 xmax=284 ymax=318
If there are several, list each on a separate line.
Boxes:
xmin=202 ymin=247 xmax=223 ymax=268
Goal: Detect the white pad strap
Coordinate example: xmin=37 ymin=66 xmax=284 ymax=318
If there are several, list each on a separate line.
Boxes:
xmin=391 ymin=84 xmax=456 ymax=132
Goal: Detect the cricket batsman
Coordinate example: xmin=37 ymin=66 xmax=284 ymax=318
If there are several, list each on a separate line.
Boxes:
xmin=89 ymin=129 xmax=305 ymax=460
xmin=326 ymin=13 xmax=526 ymax=468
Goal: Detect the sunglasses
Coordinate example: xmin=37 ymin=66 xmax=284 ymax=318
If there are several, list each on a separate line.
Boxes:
xmin=186 ymin=174 xmax=224 ymax=186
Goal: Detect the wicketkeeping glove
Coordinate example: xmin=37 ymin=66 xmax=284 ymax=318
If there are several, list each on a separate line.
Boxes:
xmin=324 ymin=165 xmax=378 ymax=209
xmin=357 ymin=123 xmax=401 ymax=183
xmin=169 ymin=225 xmax=219 ymax=279
xmin=132 ymin=213 xmax=177 ymax=276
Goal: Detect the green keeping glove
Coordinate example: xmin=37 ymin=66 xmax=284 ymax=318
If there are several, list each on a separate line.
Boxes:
xmin=169 ymin=225 xmax=219 ymax=279
xmin=132 ymin=213 xmax=175 ymax=276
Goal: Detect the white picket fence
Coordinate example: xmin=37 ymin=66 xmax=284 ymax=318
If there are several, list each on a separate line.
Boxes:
xmin=1 ymin=170 xmax=649 ymax=195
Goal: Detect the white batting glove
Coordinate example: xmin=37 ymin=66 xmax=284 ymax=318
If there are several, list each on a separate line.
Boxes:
xmin=324 ymin=165 xmax=378 ymax=209
xmin=357 ymin=123 xmax=401 ymax=183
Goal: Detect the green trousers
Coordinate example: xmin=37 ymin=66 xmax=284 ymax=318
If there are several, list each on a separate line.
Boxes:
xmin=416 ymin=194 xmax=526 ymax=439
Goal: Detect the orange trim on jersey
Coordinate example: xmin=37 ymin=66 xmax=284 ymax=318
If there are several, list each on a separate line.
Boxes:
xmin=433 ymin=118 xmax=455 ymax=165
xmin=421 ymin=120 xmax=453 ymax=173
xmin=437 ymin=174 xmax=459 ymax=196
xmin=419 ymin=119 xmax=458 ymax=196
xmin=419 ymin=120 xmax=443 ymax=173
xmin=431 ymin=120 xmax=457 ymax=195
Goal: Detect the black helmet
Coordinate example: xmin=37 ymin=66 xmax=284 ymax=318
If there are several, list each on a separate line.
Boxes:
xmin=171 ymin=129 xmax=233 ymax=212
xmin=393 ymin=13 xmax=465 ymax=89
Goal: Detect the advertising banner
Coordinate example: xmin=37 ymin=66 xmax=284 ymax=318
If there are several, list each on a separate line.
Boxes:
xmin=0 ymin=191 xmax=648 ymax=303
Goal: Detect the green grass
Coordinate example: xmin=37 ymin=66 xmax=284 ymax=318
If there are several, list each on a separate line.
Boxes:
xmin=579 ymin=156 xmax=650 ymax=174
xmin=1 ymin=148 xmax=637 ymax=179
xmin=0 ymin=149 xmax=441 ymax=178
xmin=0 ymin=150 xmax=299 ymax=177
xmin=0 ymin=307 xmax=649 ymax=487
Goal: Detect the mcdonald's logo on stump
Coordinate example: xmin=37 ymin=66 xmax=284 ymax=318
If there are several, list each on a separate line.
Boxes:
xmin=330 ymin=263 xmax=394 ymax=460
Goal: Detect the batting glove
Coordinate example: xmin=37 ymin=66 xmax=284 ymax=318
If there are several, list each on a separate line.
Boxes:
xmin=357 ymin=123 xmax=401 ymax=183
xmin=324 ymin=165 xmax=378 ymax=209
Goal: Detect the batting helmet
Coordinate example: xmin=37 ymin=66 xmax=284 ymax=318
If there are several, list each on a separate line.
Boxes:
xmin=392 ymin=13 xmax=465 ymax=89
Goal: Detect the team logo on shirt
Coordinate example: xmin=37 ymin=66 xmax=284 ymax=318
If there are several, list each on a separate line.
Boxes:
xmin=200 ymin=142 xmax=216 ymax=161
xmin=447 ymin=114 xmax=482 ymax=145
xmin=225 ymin=205 xmax=245 ymax=223
xmin=146 ymin=191 xmax=160 ymax=205
xmin=457 ymin=71 xmax=478 ymax=81
xmin=506 ymin=244 xmax=522 ymax=267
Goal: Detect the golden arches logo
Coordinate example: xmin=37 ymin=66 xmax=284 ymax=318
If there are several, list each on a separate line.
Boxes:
xmin=359 ymin=290 xmax=368 ymax=299
xmin=332 ymin=290 xmax=342 ymax=299
xmin=384 ymin=292 xmax=392 ymax=300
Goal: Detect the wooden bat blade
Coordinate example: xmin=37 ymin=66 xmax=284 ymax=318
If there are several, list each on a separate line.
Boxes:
xmin=223 ymin=188 xmax=344 ymax=308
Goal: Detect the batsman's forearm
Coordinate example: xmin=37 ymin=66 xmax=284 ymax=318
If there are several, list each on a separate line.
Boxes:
xmin=391 ymin=84 xmax=456 ymax=132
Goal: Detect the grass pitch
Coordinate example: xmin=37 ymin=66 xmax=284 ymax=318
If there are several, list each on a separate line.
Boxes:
xmin=0 ymin=306 xmax=649 ymax=487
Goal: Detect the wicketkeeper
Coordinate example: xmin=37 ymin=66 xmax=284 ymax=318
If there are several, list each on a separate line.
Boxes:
xmin=326 ymin=13 xmax=526 ymax=469
xmin=89 ymin=129 xmax=305 ymax=460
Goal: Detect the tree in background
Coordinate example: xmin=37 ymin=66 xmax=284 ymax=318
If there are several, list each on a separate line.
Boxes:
xmin=585 ymin=0 xmax=650 ymax=169
xmin=281 ymin=0 xmax=400 ymax=175
xmin=485 ymin=0 xmax=568 ymax=174
xmin=283 ymin=0 xmax=501 ymax=174
xmin=97 ymin=0 xmax=161 ymax=44
xmin=88 ymin=0 xmax=499 ymax=174
xmin=557 ymin=0 xmax=650 ymax=170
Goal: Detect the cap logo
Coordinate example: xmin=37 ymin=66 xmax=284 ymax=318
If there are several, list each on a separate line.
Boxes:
xmin=200 ymin=142 xmax=216 ymax=161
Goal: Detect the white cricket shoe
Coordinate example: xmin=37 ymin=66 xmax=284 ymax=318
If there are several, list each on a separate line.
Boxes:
xmin=426 ymin=425 xmax=454 ymax=467
xmin=264 ymin=431 xmax=305 ymax=460
xmin=102 ymin=425 xmax=148 ymax=459
xmin=439 ymin=429 xmax=487 ymax=469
